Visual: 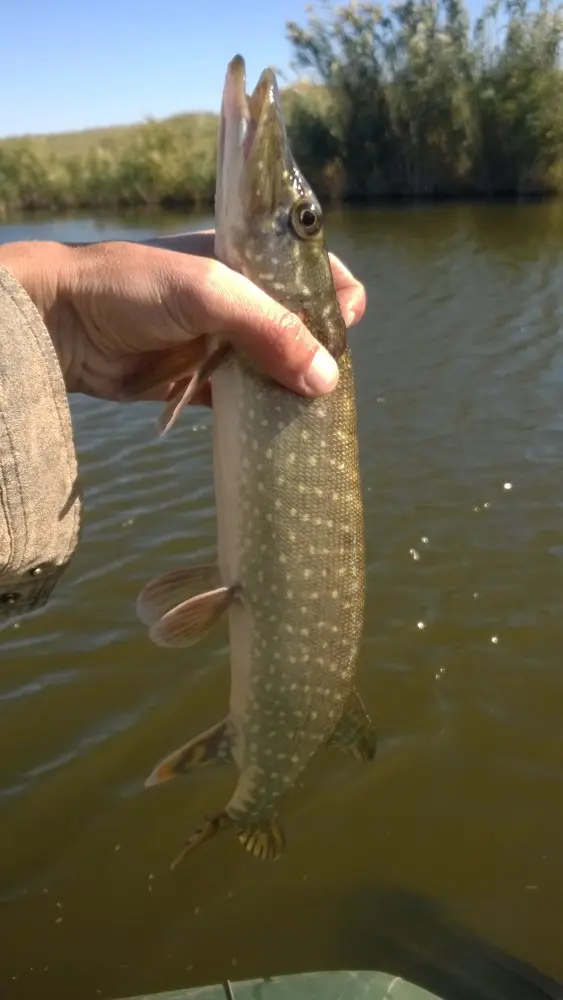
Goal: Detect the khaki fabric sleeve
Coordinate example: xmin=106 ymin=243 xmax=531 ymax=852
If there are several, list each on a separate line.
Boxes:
xmin=0 ymin=263 xmax=82 ymax=624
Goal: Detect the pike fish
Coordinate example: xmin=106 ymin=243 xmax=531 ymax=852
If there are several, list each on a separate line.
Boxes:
xmin=137 ymin=55 xmax=376 ymax=867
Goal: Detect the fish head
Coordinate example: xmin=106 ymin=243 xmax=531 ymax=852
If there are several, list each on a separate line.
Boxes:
xmin=215 ymin=54 xmax=346 ymax=358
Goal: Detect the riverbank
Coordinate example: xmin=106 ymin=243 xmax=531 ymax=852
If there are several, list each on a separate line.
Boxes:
xmin=2 ymin=0 xmax=562 ymax=218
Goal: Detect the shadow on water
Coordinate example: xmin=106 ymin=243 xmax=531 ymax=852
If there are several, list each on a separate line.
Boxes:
xmin=328 ymin=883 xmax=563 ymax=1000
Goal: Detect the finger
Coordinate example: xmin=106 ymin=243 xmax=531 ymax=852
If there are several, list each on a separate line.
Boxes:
xmin=329 ymin=253 xmax=367 ymax=328
xmin=338 ymin=285 xmax=366 ymax=328
xmin=328 ymin=252 xmax=357 ymax=286
xmin=181 ymin=257 xmax=341 ymax=397
xmin=149 ymin=237 xmax=366 ymax=331
xmin=144 ymin=230 xmax=215 ymax=258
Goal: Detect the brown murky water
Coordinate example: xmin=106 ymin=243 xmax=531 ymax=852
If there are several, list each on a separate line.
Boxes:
xmin=1 ymin=202 xmax=562 ymax=1000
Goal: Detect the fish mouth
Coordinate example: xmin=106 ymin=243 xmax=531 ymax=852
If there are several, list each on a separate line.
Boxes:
xmin=216 ymin=54 xmax=290 ymax=225
xmin=221 ymin=54 xmax=282 ymax=161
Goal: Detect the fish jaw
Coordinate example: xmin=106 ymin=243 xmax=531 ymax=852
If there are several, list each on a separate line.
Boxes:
xmin=215 ymin=55 xmax=347 ymax=361
xmin=215 ymin=55 xmax=290 ymax=271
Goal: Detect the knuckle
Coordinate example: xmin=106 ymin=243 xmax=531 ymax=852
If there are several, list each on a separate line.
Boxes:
xmin=274 ymin=309 xmax=317 ymax=357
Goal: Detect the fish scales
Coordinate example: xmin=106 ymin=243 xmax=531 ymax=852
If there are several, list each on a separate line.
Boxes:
xmin=213 ymin=351 xmax=364 ymax=823
xmin=137 ymin=53 xmax=376 ymax=867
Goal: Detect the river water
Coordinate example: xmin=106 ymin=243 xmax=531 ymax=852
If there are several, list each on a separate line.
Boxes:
xmin=1 ymin=203 xmax=562 ymax=1000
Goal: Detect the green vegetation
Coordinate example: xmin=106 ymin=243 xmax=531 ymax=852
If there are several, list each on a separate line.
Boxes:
xmin=1 ymin=0 xmax=563 ymax=217
xmin=286 ymin=0 xmax=563 ymax=200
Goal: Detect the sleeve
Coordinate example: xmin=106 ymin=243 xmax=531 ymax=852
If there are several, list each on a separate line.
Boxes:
xmin=0 ymin=263 xmax=82 ymax=625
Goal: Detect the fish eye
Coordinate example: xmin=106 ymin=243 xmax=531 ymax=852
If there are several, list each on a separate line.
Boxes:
xmin=290 ymin=199 xmax=322 ymax=239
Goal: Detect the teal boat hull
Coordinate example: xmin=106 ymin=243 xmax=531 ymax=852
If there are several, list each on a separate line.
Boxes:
xmin=120 ymin=970 xmax=442 ymax=1000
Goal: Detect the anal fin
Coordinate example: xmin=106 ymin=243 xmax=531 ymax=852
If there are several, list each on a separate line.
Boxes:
xmin=148 ymin=583 xmax=237 ymax=648
xmin=327 ymin=690 xmax=377 ymax=762
xmin=170 ymin=811 xmax=231 ymax=870
xmin=237 ymin=815 xmax=286 ymax=861
xmin=165 ymin=809 xmax=285 ymax=871
xmin=146 ymin=719 xmax=233 ymax=788
xmin=136 ymin=564 xmax=221 ymax=626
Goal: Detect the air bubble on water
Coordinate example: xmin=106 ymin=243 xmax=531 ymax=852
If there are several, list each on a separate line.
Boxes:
xmin=421 ymin=536 xmax=428 ymax=544
xmin=435 ymin=666 xmax=446 ymax=680
xmin=55 ymin=917 xmax=63 ymax=925
xmin=121 ymin=519 xmax=134 ymax=528
xmin=483 ymin=502 xmax=490 ymax=508
xmin=503 ymin=482 xmax=512 ymax=490
xmin=376 ymin=396 xmax=386 ymax=404
xmin=473 ymin=505 xmax=480 ymax=512
xmin=417 ymin=621 xmax=425 ymax=630
xmin=409 ymin=548 xmax=420 ymax=561
xmin=491 ymin=635 xmax=499 ymax=644
xmin=473 ymin=592 xmax=479 ymax=599
xmin=115 ymin=844 xmax=121 ymax=852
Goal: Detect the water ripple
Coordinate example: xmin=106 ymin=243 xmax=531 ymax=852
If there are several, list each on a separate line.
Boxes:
xmin=2 ymin=205 xmax=563 ymax=996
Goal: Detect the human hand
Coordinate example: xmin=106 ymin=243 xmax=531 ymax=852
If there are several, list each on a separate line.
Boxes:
xmin=0 ymin=232 xmax=366 ymax=406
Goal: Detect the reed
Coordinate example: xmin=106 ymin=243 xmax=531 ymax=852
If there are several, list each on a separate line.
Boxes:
xmin=1 ymin=0 xmax=562 ymax=218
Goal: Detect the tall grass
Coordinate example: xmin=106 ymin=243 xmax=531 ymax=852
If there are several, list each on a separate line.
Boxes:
xmin=287 ymin=0 xmax=563 ymax=199
xmin=1 ymin=0 xmax=562 ymax=218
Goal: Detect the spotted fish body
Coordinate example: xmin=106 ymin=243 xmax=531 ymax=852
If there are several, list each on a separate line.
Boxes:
xmin=211 ymin=340 xmax=364 ymax=831
xmin=138 ymin=55 xmax=375 ymax=866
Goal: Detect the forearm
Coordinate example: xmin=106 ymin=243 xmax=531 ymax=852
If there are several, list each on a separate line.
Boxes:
xmin=0 ymin=258 xmax=82 ymax=622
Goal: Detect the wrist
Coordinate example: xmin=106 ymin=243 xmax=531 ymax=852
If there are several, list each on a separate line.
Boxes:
xmin=0 ymin=241 xmax=78 ymax=386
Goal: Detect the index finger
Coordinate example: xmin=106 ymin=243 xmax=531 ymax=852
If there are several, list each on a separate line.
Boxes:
xmin=328 ymin=253 xmax=366 ymax=328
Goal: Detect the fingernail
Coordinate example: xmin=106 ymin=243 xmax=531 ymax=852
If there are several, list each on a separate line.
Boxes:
xmin=344 ymin=307 xmax=356 ymax=326
xmin=304 ymin=347 xmax=339 ymax=394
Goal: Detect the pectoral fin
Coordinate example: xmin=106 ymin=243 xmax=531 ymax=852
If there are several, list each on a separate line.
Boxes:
xmin=327 ymin=690 xmax=377 ymax=762
xmin=121 ymin=344 xmax=203 ymax=399
xmin=148 ymin=584 xmax=237 ymax=648
xmin=146 ymin=719 xmax=233 ymax=787
xmin=136 ymin=565 xmax=221 ymax=626
xmin=158 ymin=342 xmax=232 ymax=435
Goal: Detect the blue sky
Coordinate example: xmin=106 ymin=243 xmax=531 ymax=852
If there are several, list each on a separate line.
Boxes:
xmin=3 ymin=0 xmax=484 ymax=139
